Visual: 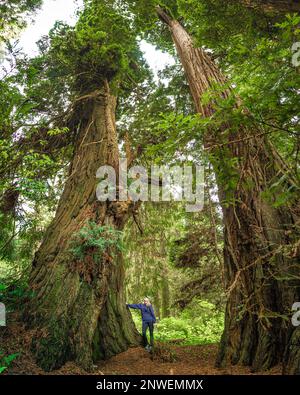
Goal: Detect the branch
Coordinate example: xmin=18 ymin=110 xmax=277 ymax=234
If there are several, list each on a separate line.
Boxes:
xmin=156 ymin=5 xmax=173 ymax=26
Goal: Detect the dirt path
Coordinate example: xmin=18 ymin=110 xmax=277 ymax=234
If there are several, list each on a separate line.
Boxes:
xmin=1 ymin=317 xmax=281 ymax=375
xmin=95 ymin=344 xmax=281 ymax=375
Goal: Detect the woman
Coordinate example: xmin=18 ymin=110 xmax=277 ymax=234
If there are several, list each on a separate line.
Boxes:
xmin=126 ymin=297 xmax=156 ymax=351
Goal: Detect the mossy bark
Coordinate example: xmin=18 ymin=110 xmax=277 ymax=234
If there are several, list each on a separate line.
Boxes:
xmin=283 ymin=327 xmax=300 ymax=374
xmin=157 ymin=8 xmax=300 ymax=373
xmin=23 ymin=82 xmax=141 ymax=372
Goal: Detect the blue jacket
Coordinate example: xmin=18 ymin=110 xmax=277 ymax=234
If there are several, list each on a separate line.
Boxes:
xmin=126 ymin=303 xmax=156 ymax=323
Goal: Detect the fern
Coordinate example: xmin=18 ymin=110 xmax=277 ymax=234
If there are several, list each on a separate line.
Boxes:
xmin=69 ymin=221 xmax=123 ymax=264
xmin=0 ymin=351 xmax=19 ymax=374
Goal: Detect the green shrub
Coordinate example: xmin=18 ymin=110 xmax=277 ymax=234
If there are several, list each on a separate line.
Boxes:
xmin=131 ymin=299 xmax=224 ymax=346
xmin=0 ymin=351 xmax=19 ymax=374
xmin=0 ymin=281 xmax=34 ymax=313
xmin=69 ymin=222 xmax=123 ymax=264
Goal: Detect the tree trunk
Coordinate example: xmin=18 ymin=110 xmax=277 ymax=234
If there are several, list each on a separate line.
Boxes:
xmin=154 ymin=287 xmax=161 ymax=320
xmin=160 ymin=236 xmax=170 ymax=318
xmin=157 ymin=7 xmax=300 ymax=373
xmin=161 ymin=267 xmax=170 ymax=318
xmin=23 ymin=82 xmax=141 ymax=372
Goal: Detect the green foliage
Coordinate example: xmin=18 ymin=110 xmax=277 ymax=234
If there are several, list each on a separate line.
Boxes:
xmin=176 ymin=1 xmax=300 ymax=168
xmin=0 ymin=0 xmax=42 ymax=41
xmin=0 ymin=280 xmax=34 ymax=312
xmin=144 ymin=111 xmax=203 ymax=163
xmin=124 ymin=203 xmax=188 ymax=311
xmin=155 ymin=300 xmax=224 ymax=345
xmin=0 ymin=351 xmax=19 ymax=374
xmin=47 ymin=127 xmax=69 ymax=137
xmin=131 ymin=298 xmax=224 ymax=345
xmin=123 ymin=0 xmax=179 ymax=51
xmin=261 ymin=173 xmax=300 ymax=208
xmin=69 ymin=221 xmax=123 ymax=264
xmin=128 ymin=1 xmax=300 ymax=206
xmin=208 ymin=151 xmax=241 ymax=207
xmin=0 ymin=207 xmax=54 ymax=286
xmin=35 ymin=1 xmax=149 ymax=95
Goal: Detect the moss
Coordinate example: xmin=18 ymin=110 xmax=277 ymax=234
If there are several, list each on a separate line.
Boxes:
xmin=32 ymin=318 xmax=72 ymax=371
xmin=92 ymin=327 xmax=104 ymax=361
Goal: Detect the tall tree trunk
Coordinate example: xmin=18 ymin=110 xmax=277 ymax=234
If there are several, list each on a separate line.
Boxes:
xmin=154 ymin=286 xmax=161 ymax=320
xmin=23 ymin=82 xmax=141 ymax=372
xmin=160 ymin=235 xmax=170 ymax=318
xmin=157 ymin=7 xmax=300 ymax=373
xmin=161 ymin=266 xmax=170 ymax=318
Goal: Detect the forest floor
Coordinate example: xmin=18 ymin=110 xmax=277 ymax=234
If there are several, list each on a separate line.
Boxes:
xmin=1 ymin=314 xmax=282 ymax=375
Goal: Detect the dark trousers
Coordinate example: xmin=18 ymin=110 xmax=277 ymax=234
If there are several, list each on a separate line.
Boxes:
xmin=142 ymin=321 xmax=154 ymax=347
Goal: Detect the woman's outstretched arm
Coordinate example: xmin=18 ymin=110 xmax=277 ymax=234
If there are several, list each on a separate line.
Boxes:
xmin=126 ymin=303 xmax=143 ymax=309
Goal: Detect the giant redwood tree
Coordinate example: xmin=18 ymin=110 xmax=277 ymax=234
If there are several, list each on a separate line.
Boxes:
xmin=154 ymin=6 xmax=300 ymax=374
xmin=22 ymin=1 xmax=148 ymax=371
